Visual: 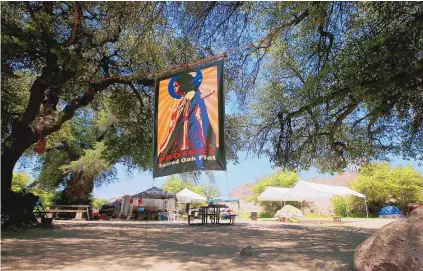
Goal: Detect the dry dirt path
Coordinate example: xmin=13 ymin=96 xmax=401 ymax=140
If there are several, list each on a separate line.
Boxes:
xmin=2 ymin=221 xmax=377 ymax=271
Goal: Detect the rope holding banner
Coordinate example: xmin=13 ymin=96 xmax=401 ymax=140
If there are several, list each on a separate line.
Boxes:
xmin=225 ymin=170 xmax=231 ymax=197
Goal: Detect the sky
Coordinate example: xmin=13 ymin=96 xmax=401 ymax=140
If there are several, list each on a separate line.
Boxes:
xmin=93 ymin=152 xmax=423 ymax=200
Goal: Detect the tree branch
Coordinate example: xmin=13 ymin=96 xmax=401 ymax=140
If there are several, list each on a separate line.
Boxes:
xmin=329 ymin=101 xmax=358 ymax=151
xmin=128 ymin=83 xmax=145 ymax=112
xmin=90 ymin=53 xmax=226 ymax=87
xmin=64 ymin=2 xmax=82 ymax=47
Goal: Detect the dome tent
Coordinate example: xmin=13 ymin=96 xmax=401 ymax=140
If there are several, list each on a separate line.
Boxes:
xmin=274 ymin=204 xmax=304 ymax=219
xmin=379 ymin=205 xmax=403 ymax=218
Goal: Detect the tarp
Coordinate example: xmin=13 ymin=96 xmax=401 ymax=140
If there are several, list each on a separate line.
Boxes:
xmin=257 ymin=181 xmax=366 ymax=202
xmin=108 ymin=195 xmax=129 ymax=207
xmin=176 ymin=188 xmax=206 ymax=203
xmin=208 ymin=196 xmax=239 ymax=203
xmin=153 ymin=60 xmax=226 ymax=177
xmin=132 ymin=187 xmax=176 ymax=199
xmin=379 ymin=205 xmax=403 ymax=218
xmin=274 ymin=205 xmax=304 ymax=218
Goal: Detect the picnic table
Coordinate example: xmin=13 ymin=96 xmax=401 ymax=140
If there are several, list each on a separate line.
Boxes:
xmin=45 ymin=205 xmax=91 ymax=220
xmin=188 ymin=205 xmax=236 ymax=226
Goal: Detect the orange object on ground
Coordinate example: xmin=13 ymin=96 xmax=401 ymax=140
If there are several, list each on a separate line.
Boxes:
xmin=281 ymin=217 xmax=286 ymax=222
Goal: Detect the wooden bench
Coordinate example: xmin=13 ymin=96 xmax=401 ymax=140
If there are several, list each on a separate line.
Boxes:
xmin=333 ymin=216 xmax=342 ymax=222
xmin=45 ymin=205 xmax=91 ymax=220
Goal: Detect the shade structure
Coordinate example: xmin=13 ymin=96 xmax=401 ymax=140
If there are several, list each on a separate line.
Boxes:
xmin=287 ymin=181 xmax=366 ymax=200
xmin=108 ymin=195 xmax=129 ymax=207
xmin=132 ymin=187 xmax=176 ymax=199
xmin=257 ymin=187 xmax=293 ymax=201
xmin=176 ymin=188 xmax=206 ymax=203
xmin=257 ymin=181 xmax=365 ymax=202
xmin=208 ymin=196 xmax=239 ymax=203
xmin=257 ymin=180 xmax=368 ymax=218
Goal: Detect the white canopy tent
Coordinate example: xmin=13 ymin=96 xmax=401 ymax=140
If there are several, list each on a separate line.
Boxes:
xmin=176 ymin=188 xmax=206 ymax=203
xmin=287 ymin=181 xmax=366 ymax=199
xmin=257 ymin=180 xmax=368 ymax=218
xmin=257 ymin=187 xmax=292 ymax=201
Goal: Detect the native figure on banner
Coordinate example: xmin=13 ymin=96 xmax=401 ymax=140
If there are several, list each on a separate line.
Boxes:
xmin=158 ymin=72 xmax=216 ymax=167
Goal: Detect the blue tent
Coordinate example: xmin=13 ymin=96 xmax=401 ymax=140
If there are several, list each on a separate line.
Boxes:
xmin=379 ymin=205 xmax=403 ymax=218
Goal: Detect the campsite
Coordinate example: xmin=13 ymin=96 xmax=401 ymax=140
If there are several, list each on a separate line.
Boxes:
xmin=2 ymin=2 xmax=423 ymax=271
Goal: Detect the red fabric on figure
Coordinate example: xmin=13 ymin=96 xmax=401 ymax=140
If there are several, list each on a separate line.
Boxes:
xmin=130 ymin=198 xmax=133 ymax=204
xmin=35 ymin=138 xmax=46 ymax=154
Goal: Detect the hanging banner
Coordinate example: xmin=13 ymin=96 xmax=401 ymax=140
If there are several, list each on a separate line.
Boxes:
xmin=153 ymin=60 xmax=226 ymax=178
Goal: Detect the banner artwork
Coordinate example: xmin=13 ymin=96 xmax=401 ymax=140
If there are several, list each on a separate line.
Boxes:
xmin=153 ymin=60 xmax=226 ymax=178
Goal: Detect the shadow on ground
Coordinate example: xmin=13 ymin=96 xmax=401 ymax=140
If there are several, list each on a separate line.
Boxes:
xmin=1 ymin=221 xmax=373 ymax=271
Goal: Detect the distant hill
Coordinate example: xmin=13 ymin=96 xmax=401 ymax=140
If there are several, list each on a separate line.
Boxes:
xmin=230 ymin=184 xmax=254 ymax=200
xmin=309 ymin=172 xmax=359 ymax=187
xmin=230 ymin=184 xmax=263 ymax=213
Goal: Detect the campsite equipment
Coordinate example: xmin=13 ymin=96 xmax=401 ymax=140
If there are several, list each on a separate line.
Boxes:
xmin=257 ymin=180 xmax=369 ymax=218
xmin=274 ymin=205 xmax=304 ymax=219
xmin=176 ymin=188 xmax=206 ymax=203
xmin=379 ymin=205 xmax=403 ymax=218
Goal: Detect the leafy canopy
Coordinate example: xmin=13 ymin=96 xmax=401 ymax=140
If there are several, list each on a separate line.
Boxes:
xmin=91 ymin=198 xmax=109 ymax=209
xmin=11 ymin=172 xmax=31 ymax=193
xmin=349 ymin=163 xmax=423 ymax=210
xmin=12 ymin=172 xmax=57 ymax=206
xmin=161 ymin=176 xmax=220 ymax=200
xmin=228 ymin=2 xmax=423 ymax=172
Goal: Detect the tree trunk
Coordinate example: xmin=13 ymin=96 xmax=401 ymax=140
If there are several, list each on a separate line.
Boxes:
xmin=1 ymin=127 xmax=40 ymax=229
xmin=1 ymin=149 xmax=22 ymax=192
xmin=1 ymin=190 xmax=39 ymax=229
xmin=1 ymin=130 xmax=38 ymax=192
xmin=61 ymin=171 xmax=95 ymax=204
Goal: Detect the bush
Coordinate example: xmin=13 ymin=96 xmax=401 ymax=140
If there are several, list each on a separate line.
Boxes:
xmin=91 ymin=198 xmax=109 ymax=209
xmin=331 ymin=196 xmax=347 ymax=217
xmin=259 ymin=211 xmax=275 ymax=218
xmin=349 ymin=163 xmax=423 ymax=216
xmin=237 ymin=211 xmax=250 ymax=219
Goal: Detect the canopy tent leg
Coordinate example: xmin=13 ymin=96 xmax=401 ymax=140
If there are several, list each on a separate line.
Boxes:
xmin=345 ymin=204 xmax=348 ymax=218
xmin=364 ymin=198 xmax=369 ymax=218
xmin=318 ymin=209 xmax=321 ymax=224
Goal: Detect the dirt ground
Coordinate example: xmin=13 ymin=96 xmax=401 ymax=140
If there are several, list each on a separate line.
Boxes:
xmin=1 ymin=220 xmax=392 ymax=271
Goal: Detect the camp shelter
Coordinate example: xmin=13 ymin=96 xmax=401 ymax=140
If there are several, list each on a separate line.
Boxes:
xmin=120 ymin=187 xmax=176 ymax=217
xmin=176 ymin=188 xmax=206 ymax=203
xmin=208 ymin=196 xmax=240 ymax=209
xmin=257 ymin=180 xmax=368 ymax=218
